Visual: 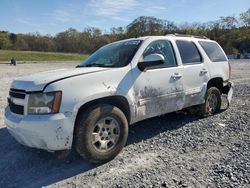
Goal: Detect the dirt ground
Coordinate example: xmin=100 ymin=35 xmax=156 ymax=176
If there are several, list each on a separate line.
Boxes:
xmin=0 ymin=60 xmax=249 ymax=188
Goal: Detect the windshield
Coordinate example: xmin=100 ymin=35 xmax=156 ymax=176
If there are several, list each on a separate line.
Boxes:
xmin=78 ymin=40 xmax=142 ymax=68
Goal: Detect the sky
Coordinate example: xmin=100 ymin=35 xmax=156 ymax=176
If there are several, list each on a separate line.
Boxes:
xmin=0 ymin=0 xmax=249 ymax=35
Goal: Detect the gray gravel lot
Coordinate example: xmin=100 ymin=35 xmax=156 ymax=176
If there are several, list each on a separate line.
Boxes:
xmin=0 ymin=60 xmax=249 ymax=188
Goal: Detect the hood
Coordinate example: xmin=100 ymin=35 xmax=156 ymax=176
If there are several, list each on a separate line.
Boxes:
xmin=11 ymin=67 xmax=110 ymax=92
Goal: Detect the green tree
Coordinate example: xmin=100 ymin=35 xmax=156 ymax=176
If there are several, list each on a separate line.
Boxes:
xmin=0 ymin=32 xmax=10 ymax=49
xmin=55 ymin=28 xmax=80 ymax=52
xmin=126 ymin=16 xmax=167 ymax=37
xmin=240 ymin=8 xmax=250 ymax=26
xmin=109 ymin=27 xmax=125 ymax=41
xmin=9 ymin=33 xmax=17 ymax=48
xmin=14 ymin=34 xmax=29 ymax=50
xmin=219 ymin=16 xmax=238 ymax=29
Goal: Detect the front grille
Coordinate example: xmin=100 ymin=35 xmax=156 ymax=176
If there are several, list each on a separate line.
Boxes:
xmin=8 ymin=99 xmax=24 ymax=115
xmin=9 ymin=91 xmax=25 ymax=99
xmin=8 ymin=88 xmax=26 ymax=115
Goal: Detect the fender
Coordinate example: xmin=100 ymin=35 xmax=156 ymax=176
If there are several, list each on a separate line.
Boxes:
xmin=42 ymin=69 xmax=109 ymax=91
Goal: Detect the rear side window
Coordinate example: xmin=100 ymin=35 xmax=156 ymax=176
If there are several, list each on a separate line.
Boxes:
xmin=199 ymin=41 xmax=227 ymax=62
xmin=176 ymin=40 xmax=202 ymax=64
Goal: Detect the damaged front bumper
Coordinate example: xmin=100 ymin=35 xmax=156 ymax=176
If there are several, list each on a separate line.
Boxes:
xmin=4 ymin=107 xmax=73 ymax=151
xmin=223 ymin=81 xmax=233 ymax=106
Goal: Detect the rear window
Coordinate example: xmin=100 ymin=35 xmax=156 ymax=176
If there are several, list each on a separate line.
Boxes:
xmin=199 ymin=41 xmax=227 ymax=62
xmin=176 ymin=40 xmax=202 ymax=64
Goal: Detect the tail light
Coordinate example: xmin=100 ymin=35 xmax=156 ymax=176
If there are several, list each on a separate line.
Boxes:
xmin=228 ymin=61 xmax=231 ymax=80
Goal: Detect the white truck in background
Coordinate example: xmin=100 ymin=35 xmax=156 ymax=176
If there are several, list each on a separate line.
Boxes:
xmin=5 ymin=35 xmax=233 ymax=163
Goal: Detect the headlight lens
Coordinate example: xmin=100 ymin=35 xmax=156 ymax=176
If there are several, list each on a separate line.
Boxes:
xmin=28 ymin=91 xmax=62 ymax=114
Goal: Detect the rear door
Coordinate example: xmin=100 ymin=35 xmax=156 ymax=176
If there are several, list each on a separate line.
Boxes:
xmin=175 ymin=40 xmax=210 ymax=107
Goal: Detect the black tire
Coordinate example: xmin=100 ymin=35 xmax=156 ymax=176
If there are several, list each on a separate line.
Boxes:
xmin=199 ymin=87 xmax=221 ymax=117
xmin=75 ymin=104 xmax=128 ymax=163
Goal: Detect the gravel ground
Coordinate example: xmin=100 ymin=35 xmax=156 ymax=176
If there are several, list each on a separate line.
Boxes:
xmin=0 ymin=60 xmax=249 ymax=188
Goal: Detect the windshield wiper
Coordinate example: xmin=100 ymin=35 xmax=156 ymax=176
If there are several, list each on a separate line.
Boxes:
xmin=85 ymin=63 xmax=114 ymax=67
xmin=76 ymin=63 xmax=114 ymax=68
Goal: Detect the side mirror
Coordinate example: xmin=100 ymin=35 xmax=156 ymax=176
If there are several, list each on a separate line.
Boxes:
xmin=138 ymin=54 xmax=165 ymax=71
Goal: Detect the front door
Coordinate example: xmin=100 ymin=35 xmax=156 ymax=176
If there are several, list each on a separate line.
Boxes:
xmin=132 ymin=39 xmax=185 ymax=121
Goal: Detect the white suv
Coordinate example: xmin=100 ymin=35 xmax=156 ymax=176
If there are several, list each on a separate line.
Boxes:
xmin=4 ymin=35 xmax=233 ymax=163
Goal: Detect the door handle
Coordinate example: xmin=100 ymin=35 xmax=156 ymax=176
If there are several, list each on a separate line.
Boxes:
xmin=171 ymin=73 xmax=182 ymax=80
xmin=200 ymin=68 xmax=208 ymax=74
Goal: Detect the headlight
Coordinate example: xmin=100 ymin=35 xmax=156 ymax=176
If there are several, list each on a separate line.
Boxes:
xmin=28 ymin=91 xmax=62 ymax=114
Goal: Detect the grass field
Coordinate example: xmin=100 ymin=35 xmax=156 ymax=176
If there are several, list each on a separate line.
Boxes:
xmin=0 ymin=50 xmax=88 ymax=62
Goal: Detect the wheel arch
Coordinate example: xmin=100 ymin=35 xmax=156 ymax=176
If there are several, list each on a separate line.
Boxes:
xmin=207 ymin=77 xmax=223 ymax=93
xmin=75 ymin=95 xmax=131 ymax=123
xmin=73 ymin=95 xmax=131 ymax=139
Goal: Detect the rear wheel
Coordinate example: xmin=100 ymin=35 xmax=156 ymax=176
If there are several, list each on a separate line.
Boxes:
xmin=199 ymin=87 xmax=221 ymax=116
xmin=75 ymin=104 xmax=128 ymax=163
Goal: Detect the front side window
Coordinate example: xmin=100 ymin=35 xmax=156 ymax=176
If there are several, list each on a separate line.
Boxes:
xmin=199 ymin=41 xmax=227 ymax=62
xmin=143 ymin=40 xmax=177 ymax=68
xmin=78 ymin=40 xmax=142 ymax=68
xmin=176 ymin=40 xmax=202 ymax=64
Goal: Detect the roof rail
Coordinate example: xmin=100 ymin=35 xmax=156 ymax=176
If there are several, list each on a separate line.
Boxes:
xmin=166 ymin=33 xmax=209 ymax=39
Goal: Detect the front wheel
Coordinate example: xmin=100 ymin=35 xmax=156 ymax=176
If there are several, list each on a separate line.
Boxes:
xmin=199 ymin=87 xmax=221 ymax=116
xmin=75 ymin=104 xmax=128 ymax=163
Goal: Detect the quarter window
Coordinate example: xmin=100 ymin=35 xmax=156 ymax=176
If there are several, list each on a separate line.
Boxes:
xmin=199 ymin=41 xmax=227 ymax=62
xmin=176 ymin=40 xmax=202 ymax=64
xmin=143 ymin=40 xmax=177 ymax=68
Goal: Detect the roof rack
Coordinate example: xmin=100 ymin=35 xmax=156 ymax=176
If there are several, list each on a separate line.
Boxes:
xmin=166 ymin=33 xmax=209 ymax=39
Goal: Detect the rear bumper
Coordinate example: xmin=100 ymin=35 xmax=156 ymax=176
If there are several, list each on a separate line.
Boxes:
xmin=223 ymin=81 xmax=233 ymax=105
xmin=4 ymin=107 xmax=74 ymax=151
